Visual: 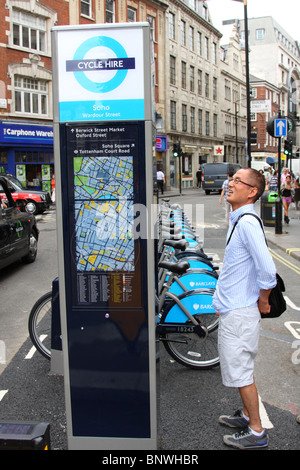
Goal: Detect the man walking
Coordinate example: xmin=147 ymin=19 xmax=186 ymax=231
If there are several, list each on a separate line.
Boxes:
xmin=213 ymin=168 xmax=277 ymax=449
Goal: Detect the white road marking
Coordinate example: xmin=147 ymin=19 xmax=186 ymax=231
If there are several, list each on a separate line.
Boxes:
xmin=0 ymin=390 xmax=8 ymax=401
xmin=259 ymin=395 xmax=274 ymax=429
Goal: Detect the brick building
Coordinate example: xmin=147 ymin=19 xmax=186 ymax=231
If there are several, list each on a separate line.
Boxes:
xmin=0 ymin=0 xmax=167 ymax=190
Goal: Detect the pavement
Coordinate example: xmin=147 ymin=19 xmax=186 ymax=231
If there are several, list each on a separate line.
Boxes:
xmin=159 ymin=187 xmax=300 ymax=262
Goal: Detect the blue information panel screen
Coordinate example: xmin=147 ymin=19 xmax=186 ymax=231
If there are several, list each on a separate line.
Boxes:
xmin=60 ymin=122 xmax=151 ymax=438
xmin=65 ymin=122 xmax=145 ymax=309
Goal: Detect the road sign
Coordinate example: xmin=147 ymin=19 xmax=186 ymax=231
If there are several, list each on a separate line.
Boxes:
xmin=274 ymin=119 xmax=287 ymax=137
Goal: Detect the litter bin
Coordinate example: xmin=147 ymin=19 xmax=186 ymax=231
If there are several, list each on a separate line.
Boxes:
xmin=261 ymin=191 xmax=277 ymax=227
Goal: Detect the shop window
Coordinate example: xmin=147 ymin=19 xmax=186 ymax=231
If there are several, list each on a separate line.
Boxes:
xmin=0 ymin=151 xmax=7 ymax=164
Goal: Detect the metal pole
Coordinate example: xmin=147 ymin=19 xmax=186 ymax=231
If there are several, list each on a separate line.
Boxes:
xmin=179 ymin=139 xmax=182 ymax=194
xmin=275 ymin=110 xmax=282 ymax=234
xmin=235 ymin=101 xmax=239 ymax=164
xmin=244 ymin=1 xmax=251 ymax=167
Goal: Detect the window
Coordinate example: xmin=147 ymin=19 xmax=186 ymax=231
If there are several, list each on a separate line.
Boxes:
xmin=12 ymin=10 xmax=46 ymax=52
xmin=213 ymin=114 xmax=217 ymax=137
xmin=225 ymin=79 xmax=231 ymax=100
xmin=198 ymin=70 xmax=202 ymax=95
xmin=169 ymin=12 xmax=175 ymax=40
xmin=181 ymin=61 xmax=186 ymax=89
xmin=205 ymin=73 xmax=209 ymax=98
xmin=190 ymin=66 xmax=195 ymax=92
xmin=128 ymin=7 xmax=136 ymax=22
xmin=106 ymin=0 xmax=115 ymax=23
xmin=256 ymin=29 xmax=265 ymax=40
xmin=205 ymin=111 xmax=210 ymax=136
xmin=198 ymin=109 xmax=203 ymax=135
xmin=189 ymin=26 xmax=194 ymax=51
xmin=181 ymin=20 xmax=186 ymax=47
xmin=197 ymin=31 xmax=202 ymax=56
xmin=204 ymin=37 xmax=209 ymax=60
xmin=147 ymin=16 xmax=155 ymax=41
xmin=14 ymin=76 xmax=48 ymax=116
xmin=213 ymin=77 xmax=217 ymax=101
xmin=171 ymin=101 xmax=176 ymax=130
xmin=212 ymin=42 xmax=217 ymax=65
xmin=81 ymin=0 xmax=91 ymax=17
xmin=170 ymin=56 xmax=176 ymax=86
xmin=182 ymin=104 xmax=187 ymax=131
xmin=190 ymin=107 xmax=195 ymax=133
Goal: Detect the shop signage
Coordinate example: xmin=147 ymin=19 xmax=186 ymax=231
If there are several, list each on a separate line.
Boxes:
xmin=0 ymin=122 xmax=53 ymax=145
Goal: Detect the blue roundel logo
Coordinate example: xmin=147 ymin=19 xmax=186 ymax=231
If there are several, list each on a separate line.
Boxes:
xmin=72 ymin=36 xmax=129 ymax=93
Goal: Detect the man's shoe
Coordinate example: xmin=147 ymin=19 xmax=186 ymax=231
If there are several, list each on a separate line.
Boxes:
xmin=219 ymin=409 xmax=249 ymax=428
xmin=223 ymin=427 xmax=269 ymax=449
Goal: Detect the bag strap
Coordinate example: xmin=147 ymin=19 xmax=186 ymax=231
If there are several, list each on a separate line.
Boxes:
xmin=226 ymin=213 xmax=267 ymax=247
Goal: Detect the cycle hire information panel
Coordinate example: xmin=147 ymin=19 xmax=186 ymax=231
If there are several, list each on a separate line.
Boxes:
xmin=52 ymin=23 xmax=156 ymax=450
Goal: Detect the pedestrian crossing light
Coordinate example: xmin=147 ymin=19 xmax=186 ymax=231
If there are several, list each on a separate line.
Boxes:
xmin=284 ymin=139 xmax=293 ymax=156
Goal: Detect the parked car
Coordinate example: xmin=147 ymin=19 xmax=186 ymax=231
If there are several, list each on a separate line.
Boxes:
xmin=0 ymin=174 xmax=51 ymax=214
xmin=202 ymin=162 xmax=241 ymax=194
xmin=0 ymin=176 xmax=39 ymax=270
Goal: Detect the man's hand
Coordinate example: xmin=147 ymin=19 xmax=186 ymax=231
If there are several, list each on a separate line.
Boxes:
xmin=258 ymin=289 xmax=272 ymax=315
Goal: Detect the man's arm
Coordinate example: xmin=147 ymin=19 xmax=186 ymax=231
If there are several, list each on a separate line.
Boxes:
xmin=258 ymin=289 xmax=272 ymax=315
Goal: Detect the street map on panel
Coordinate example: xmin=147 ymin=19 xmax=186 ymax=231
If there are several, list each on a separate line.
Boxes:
xmin=73 ymin=155 xmax=134 ymax=272
xmin=75 ymin=199 xmax=134 ymax=272
xmin=74 ymin=156 xmax=133 ymax=200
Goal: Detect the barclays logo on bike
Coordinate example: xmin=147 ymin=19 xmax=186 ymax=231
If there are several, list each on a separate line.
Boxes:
xmin=193 ymin=303 xmax=214 ymax=311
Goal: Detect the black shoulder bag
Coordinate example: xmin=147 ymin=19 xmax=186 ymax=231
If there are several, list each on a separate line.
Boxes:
xmin=226 ymin=213 xmax=286 ymax=319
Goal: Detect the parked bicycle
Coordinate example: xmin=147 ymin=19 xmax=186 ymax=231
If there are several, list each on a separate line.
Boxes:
xmin=29 ymin=200 xmax=220 ymax=370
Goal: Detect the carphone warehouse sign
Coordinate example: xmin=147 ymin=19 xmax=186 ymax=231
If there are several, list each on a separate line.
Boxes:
xmin=54 ymin=24 xmax=146 ymax=122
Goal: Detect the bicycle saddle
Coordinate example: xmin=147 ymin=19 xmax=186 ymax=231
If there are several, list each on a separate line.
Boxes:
xmin=158 ymin=260 xmax=190 ymax=274
xmin=163 ymin=239 xmax=188 ymax=250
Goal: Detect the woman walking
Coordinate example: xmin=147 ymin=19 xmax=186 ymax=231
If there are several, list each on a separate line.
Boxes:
xmin=281 ymin=174 xmax=292 ymax=224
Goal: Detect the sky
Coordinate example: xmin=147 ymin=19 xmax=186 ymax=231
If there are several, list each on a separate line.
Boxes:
xmin=206 ymin=0 xmax=300 ymax=43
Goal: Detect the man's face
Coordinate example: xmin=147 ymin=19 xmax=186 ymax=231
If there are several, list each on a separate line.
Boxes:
xmin=227 ymin=169 xmax=256 ymax=210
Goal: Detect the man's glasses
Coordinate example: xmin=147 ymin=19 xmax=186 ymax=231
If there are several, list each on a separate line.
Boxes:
xmin=231 ymin=177 xmax=255 ymax=188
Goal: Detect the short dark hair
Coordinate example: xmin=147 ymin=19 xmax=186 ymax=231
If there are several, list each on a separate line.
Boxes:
xmin=246 ymin=168 xmax=265 ymax=201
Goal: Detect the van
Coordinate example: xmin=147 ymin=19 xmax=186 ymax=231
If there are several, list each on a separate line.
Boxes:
xmin=202 ymin=162 xmax=241 ymax=194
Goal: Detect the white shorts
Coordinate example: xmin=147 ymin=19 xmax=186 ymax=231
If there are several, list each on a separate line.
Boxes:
xmin=218 ymin=306 xmax=261 ymax=388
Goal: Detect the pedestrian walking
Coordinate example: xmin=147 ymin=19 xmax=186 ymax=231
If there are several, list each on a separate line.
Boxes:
xmin=213 ymin=168 xmax=277 ymax=449
xmin=281 ymin=174 xmax=292 ymax=224
xmin=219 ymin=170 xmax=234 ymax=226
xmin=196 ymin=166 xmax=202 ymax=188
xmin=157 ymin=168 xmax=165 ymax=195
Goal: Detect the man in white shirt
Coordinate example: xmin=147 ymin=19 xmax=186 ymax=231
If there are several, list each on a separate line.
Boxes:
xmin=157 ymin=168 xmax=165 ymax=195
xmin=213 ymin=168 xmax=276 ymax=449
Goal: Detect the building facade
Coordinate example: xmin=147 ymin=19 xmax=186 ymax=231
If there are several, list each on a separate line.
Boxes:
xmin=0 ymin=0 xmax=167 ymax=189
xmin=249 ymin=74 xmax=280 ymax=168
xmin=220 ymin=24 xmax=247 ymax=167
xmin=162 ymin=0 xmax=223 ymax=189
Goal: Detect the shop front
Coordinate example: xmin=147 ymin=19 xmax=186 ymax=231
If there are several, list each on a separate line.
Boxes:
xmin=0 ymin=121 xmax=54 ymax=191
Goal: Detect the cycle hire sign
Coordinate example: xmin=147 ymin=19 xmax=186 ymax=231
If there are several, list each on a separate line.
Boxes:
xmin=55 ymin=25 xmax=145 ymax=122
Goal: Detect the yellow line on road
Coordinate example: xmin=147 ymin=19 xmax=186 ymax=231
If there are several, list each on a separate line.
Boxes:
xmin=269 ymin=248 xmax=300 ymax=275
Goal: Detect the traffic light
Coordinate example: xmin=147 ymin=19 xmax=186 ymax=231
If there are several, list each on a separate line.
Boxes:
xmin=173 ymin=143 xmax=179 ymax=157
xmin=284 ymin=139 xmax=293 ymax=157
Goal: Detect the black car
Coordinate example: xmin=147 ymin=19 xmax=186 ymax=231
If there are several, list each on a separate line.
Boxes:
xmin=0 ymin=176 xmax=39 ymax=270
xmin=0 ymin=174 xmax=51 ymax=214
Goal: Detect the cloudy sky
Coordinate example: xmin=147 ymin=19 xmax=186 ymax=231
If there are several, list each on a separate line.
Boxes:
xmin=206 ymin=0 xmax=299 ymax=42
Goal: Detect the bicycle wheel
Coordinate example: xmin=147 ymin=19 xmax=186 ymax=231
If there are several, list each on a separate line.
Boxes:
xmin=159 ymin=290 xmax=219 ymax=370
xmin=28 ymin=292 xmax=52 ymax=360
xmin=160 ymin=313 xmax=219 ymax=370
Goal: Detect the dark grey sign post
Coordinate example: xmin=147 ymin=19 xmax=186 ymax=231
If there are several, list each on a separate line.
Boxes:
xmin=51 ymin=23 xmax=157 ymax=450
